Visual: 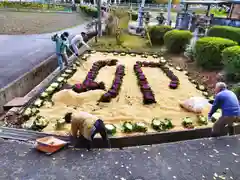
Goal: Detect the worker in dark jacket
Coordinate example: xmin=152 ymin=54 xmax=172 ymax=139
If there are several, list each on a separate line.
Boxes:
xmin=51 ymin=32 xmax=70 ymax=70
xmin=156 ymin=12 xmax=165 ymax=25
xmin=208 ymin=82 xmax=240 ymax=136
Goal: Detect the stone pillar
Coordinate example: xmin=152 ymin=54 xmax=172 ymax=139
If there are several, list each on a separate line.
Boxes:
xmin=232 ymin=4 xmax=240 ymax=19
xmin=137 ymin=0 xmax=145 ymax=28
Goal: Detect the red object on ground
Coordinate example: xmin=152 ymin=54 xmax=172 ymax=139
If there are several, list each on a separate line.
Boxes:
xmin=36 ymin=136 xmax=68 ymax=154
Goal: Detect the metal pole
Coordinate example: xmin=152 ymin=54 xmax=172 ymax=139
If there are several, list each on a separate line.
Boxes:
xmin=185 ymin=4 xmax=188 ymax=12
xmin=137 ymin=0 xmax=145 ymax=28
xmin=97 ymin=0 xmax=102 ymax=37
xmin=167 ymin=0 xmax=172 ymax=25
xmin=228 ymin=3 xmax=234 ymax=18
xmin=206 ymin=4 xmax=211 ymax=16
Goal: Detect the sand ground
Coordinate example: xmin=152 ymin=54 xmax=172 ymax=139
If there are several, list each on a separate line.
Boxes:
xmin=29 ymin=52 xmax=212 ymax=137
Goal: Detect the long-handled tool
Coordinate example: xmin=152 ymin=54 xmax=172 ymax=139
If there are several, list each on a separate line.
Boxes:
xmin=68 ymin=48 xmax=88 ymax=70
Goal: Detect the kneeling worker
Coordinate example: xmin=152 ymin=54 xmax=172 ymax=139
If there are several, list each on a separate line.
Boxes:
xmin=208 ymin=82 xmax=240 ymax=136
xmin=64 ymin=111 xmax=110 ymax=149
xmin=71 ymin=32 xmax=90 ymax=57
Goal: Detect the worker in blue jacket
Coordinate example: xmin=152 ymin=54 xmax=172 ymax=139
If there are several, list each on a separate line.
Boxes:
xmin=51 ymin=32 xmax=70 ymax=70
xmin=208 ymin=82 xmax=240 ymax=136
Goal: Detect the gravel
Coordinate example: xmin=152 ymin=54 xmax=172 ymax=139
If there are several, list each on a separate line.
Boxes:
xmin=0 ymin=11 xmax=90 ymax=35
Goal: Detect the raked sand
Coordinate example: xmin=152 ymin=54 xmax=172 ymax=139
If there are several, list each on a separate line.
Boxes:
xmin=35 ymin=52 xmax=211 ymax=137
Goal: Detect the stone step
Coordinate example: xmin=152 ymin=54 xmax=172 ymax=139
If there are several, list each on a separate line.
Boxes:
xmin=3 ymin=97 xmax=31 ymax=111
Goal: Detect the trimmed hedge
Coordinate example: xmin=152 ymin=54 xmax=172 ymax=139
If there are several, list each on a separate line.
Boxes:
xmin=195 ymin=37 xmax=238 ymax=69
xmin=207 ymin=26 xmax=240 ymax=45
xmin=231 ymin=84 xmax=240 ymax=100
xmin=0 ymin=1 xmax=66 ymax=10
xmin=148 ymin=25 xmax=172 ymax=45
xmin=163 ymin=30 xmax=192 ymax=53
xmin=222 ymin=46 xmax=240 ymax=81
xmin=0 ymin=2 xmax=44 ymax=9
xmin=79 ymin=5 xmax=98 ymax=18
xmin=131 ymin=12 xmax=138 ymax=21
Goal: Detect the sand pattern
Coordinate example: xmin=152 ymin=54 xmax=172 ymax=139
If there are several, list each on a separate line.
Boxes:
xmin=35 ymin=52 xmax=211 ymax=136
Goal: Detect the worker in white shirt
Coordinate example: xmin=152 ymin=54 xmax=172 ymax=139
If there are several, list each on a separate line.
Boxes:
xmin=71 ymin=32 xmax=90 ymax=56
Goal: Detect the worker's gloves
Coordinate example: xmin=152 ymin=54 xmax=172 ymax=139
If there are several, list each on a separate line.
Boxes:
xmin=208 ymin=116 xmax=212 ymax=122
xmin=52 ymin=33 xmax=58 ymax=39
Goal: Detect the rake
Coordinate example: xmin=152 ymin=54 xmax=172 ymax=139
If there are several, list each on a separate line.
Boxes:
xmin=68 ymin=48 xmax=88 ymax=71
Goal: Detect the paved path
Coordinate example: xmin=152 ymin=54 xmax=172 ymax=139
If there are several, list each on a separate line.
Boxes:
xmin=0 ymin=22 xmax=90 ymax=89
xmin=0 ymin=135 xmax=240 ymax=180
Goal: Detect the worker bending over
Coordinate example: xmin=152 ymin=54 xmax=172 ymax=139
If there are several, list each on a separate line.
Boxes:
xmin=51 ymin=32 xmax=70 ymax=70
xmin=71 ymin=32 xmax=90 ymax=57
xmin=208 ymin=82 xmax=240 ymax=136
xmin=64 ymin=111 xmax=110 ymax=149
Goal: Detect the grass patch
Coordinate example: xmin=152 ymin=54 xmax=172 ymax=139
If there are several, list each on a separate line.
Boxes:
xmin=91 ymin=34 xmax=163 ymax=53
xmin=210 ymin=9 xmax=227 ymax=17
xmin=119 ymin=15 xmax=129 ymax=29
xmin=91 ymin=8 xmax=163 ymax=53
xmin=120 ymin=34 xmax=147 ymax=49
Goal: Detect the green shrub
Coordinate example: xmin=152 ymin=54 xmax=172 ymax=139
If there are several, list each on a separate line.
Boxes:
xmin=195 ymin=37 xmax=237 ymax=69
xmin=207 ymin=26 xmax=240 ymax=44
xmin=148 ymin=25 xmax=172 ymax=45
xmin=131 ymin=12 xmax=138 ymax=21
xmin=79 ymin=5 xmax=98 ymax=18
xmin=231 ymin=84 xmax=240 ymax=100
xmin=0 ymin=2 xmax=44 ymax=9
xmin=222 ymin=46 xmax=240 ymax=81
xmin=163 ymin=30 xmax=192 ymax=53
xmin=0 ymin=1 xmax=67 ymax=10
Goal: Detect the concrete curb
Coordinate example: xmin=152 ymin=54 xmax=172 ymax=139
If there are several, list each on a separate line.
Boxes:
xmin=22 ymin=46 xmax=89 ymax=111
xmin=0 ymin=54 xmax=58 ymax=114
xmin=0 ymin=39 xmax=90 ymax=114
xmin=1 ymin=124 xmax=240 ymax=148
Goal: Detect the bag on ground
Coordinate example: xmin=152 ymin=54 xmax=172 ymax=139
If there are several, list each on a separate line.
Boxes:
xmin=179 ymin=97 xmax=210 ymax=113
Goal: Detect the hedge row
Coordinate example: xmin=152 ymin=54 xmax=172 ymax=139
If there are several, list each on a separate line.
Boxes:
xmin=207 ymin=26 xmax=240 ymax=45
xmin=222 ymin=46 xmax=240 ymax=81
xmin=148 ymin=25 xmax=172 ymax=45
xmin=231 ymin=84 xmax=240 ymax=100
xmin=193 ymin=36 xmax=240 ymax=81
xmin=147 ymin=25 xmax=192 ymax=53
xmin=0 ymin=1 xmax=66 ymax=10
xmin=164 ymin=30 xmax=192 ymax=54
xmin=79 ymin=5 xmax=98 ymax=18
xmin=131 ymin=12 xmax=138 ymax=21
xmin=0 ymin=2 xmax=44 ymax=9
xmin=195 ymin=37 xmax=238 ymax=69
